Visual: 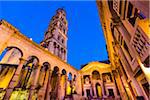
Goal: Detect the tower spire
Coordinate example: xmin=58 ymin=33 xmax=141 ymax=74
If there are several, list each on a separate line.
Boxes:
xmin=40 ymin=8 xmax=68 ymax=62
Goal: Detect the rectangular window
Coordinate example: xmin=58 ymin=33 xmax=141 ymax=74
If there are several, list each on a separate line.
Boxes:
xmin=127 ymin=2 xmax=133 ymax=18
xmin=86 ymin=89 xmax=91 ymax=97
xmin=127 ymin=3 xmax=138 ymax=26
xmin=123 ymin=42 xmax=133 ymax=61
xmin=108 ymin=89 xmax=114 ymax=96
xmin=123 ymin=0 xmax=127 ymax=20
xmin=143 ymin=56 xmax=150 ymax=68
xmin=119 ymin=1 xmax=122 ymax=15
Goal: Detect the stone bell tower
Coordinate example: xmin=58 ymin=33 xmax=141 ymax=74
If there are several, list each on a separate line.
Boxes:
xmin=40 ymin=8 xmax=68 ymax=62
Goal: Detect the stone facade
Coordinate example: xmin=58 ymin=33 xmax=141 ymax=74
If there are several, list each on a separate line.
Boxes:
xmin=97 ymin=0 xmax=149 ymax=100
xmin=0 ymin=2 xmax=149 ymax=100
xmin=80 ymin=62 xmax=120 ymax=99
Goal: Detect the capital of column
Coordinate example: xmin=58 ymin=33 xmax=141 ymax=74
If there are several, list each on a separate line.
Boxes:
xmin=19 ymin=57 xmax=26 ymax=63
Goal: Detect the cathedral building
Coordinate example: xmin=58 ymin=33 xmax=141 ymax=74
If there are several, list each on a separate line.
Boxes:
xmin=0 ymin=1 xmax=149 ymax=100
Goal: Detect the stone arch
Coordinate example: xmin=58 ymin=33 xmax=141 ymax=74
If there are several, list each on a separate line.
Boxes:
xmin=26 ymin=55 xmax=39 ymax=64
xmin=15 ymin=55 xmax=39 ymax=88
xmin=92 ymin=70 xmax=100 ymax=80
xmin=9 ymin=55 xmax=40 ymax=99
xmin=0 ymin=46 xmax=24 ymax=90
xmin=0 ymin=46 xmax=23 ymax=64
xmin=7 ymin=46 xmax=23 ymax=57
xmin=62 ymin=69 xmax=67 ymax=75
xmin=37 ymin=62 xmax=50 ymax=89
xmin=49 ymin=66 xmax=60 ymax=99
xmin=42 ymin=62 xmax=50 ymax=70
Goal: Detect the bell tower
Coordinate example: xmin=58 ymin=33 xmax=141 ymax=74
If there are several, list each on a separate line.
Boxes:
xmin=40 ymin=8 xmax=68 ymax=62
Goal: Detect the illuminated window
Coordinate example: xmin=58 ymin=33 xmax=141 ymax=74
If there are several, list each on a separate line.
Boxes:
xmin=92 ymin=70 xmax=100 ymax=80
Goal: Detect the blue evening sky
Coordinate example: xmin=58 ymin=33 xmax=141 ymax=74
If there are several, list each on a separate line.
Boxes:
xmin=0 ymin=1 xmax=108 ymax=70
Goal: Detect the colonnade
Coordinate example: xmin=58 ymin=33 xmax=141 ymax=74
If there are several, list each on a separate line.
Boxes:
xmin=0 ymin=47 xmax=77 ymax=100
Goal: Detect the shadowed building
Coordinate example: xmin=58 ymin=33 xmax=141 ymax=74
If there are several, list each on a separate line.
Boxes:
xmin=97 ymin=0 xmax=149 ymax=100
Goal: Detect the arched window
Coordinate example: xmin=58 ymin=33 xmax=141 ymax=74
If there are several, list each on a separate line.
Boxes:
xmin=102 ymin=73 xmax=113 ymax=82
xmin=68 ymin=72 xmax=72 ymax=81
xmin=0 ymin=47 xmax=23 ymax=90
xmin=10 ymin=56 xmax=39 ymax=100
xmin=73 ymin=75 xmax=76 ymax=81
xmin=62 ymin=69 xmax=66 ymax=75
xmin=0 ymin=47 xmax=23 ymax=64
xmin=92 ymin=70 xmax=100 ymax=80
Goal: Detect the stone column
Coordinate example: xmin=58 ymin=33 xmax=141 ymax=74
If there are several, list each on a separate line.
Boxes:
xmin=45 ymin=69 xmax=52 ymax=100
xmin=76 ymin=74 xmax=82 ymax=95
xmin=89 ymin=75 xmax=93 ymax=96
xmin=54 ymin=45 xmax=56 ymax=55
xmin=92 ymin=81 xmax=96 ymax=97
xmin=4 ymin=57 xmax=26 ymax=100
xmin=60 ymin=50 xmax=63 ymax=60
xmin=111 ymin=72 xmax=118 ymax=98
xmin=60 ymin=74 xmax=66 ymax=100
xmin=64 ymin=50 xmax=66 ymax=61
xmin=38 ymin=68 xmax=50 ymax=100
xmin=48 ymin=42 xmax=54 ymax=53
xmin=62 ymin=50 xmax=65 ymax=60
xmin=28 ymin=64 xmax=41 ymax=100
xmin=112 ymin=70 xmax=120 ymax=98
xmin=64 ymin=74 xmax=68 ymax=97
xmin=57 ymin=72 xmax=61 ymax=99
xmin=59 ymin=48 xmax=62 ymax=58
xmin=55 ymin=45 xmax=59 ymax=56
xmin=116 ymin=69 xmax=129 ymax=100
xmin=81 ymin=75 xmax=84 ymax=96
xmin=100 ymin=73 xmax=105 ymax=98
